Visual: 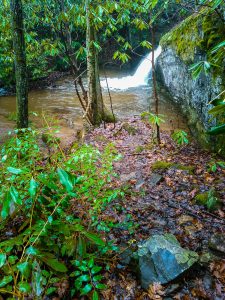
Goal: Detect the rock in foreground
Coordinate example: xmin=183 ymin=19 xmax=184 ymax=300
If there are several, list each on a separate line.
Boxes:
xmin=138 ymin=234 xmax=198 ymax=289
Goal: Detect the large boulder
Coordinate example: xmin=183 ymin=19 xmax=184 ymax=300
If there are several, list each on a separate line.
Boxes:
xmin=156 ymin=8 xmax=225 ymax=153
xmin=138 ymin=234 xmax=198 ymax=289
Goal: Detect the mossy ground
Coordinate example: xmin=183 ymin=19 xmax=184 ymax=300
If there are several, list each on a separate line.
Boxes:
xmin=151 ymin=160 xmax=195 ymax=174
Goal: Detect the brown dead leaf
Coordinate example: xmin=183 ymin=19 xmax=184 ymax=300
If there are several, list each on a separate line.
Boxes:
xmin=218 ymin=209 xmax=225 ymax=218
xmin=189 ymin=188 xmax=197 ymax=199
xmin=178 ymin=215 xmax=194 ymax=225
xmin=204 ymin=173 xmax=215 ymax=183
xmin=165 ymin=176 xmax=173 ymax=187
xmin=210 ymin=260 xmax=225 ymax=284
xmin=147 ymin=283 xmax=165 ymax=300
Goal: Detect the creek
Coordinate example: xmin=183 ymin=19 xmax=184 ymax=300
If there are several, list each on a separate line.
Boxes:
xmin=0 ymin=51 xmax=187 ymax=139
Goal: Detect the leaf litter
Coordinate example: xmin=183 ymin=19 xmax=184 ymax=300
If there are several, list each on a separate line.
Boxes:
xmin=85 ymin=116 xmax=225 ymax=299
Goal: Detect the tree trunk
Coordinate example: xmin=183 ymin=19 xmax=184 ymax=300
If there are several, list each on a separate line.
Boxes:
xmin=86 ymin=0 xmax=114 ymax=125
xmin=10 ymin=0 xmax=28 ymax=128
xmin=151 ymin=25 xmax=160 ymax=144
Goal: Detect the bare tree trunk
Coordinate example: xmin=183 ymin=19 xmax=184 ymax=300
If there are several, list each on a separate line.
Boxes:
xmin=10 ymin=0 xmax=28 ymax=128
xmin=151 ymin=25 xmax=160 ymax=144
xmin=58 ymin=0 xmax=91 ymax=123
xmin=86 ymin=0 xmax=114 ymax=125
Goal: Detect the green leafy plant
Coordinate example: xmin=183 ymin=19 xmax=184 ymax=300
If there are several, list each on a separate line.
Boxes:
xmin=141 ymin=111 xmax=165 ymax=141
xmin=71 ymin=258 xmax=106 ymax=299
xmin=171 ymin=129 xmax=189 ymax=146
xmin=195 ymin=189 xmax=221 ymax=211
xmin=0 ymin=128 xmax=122 ymax=299
xmin=208 ymin=160 xmax=225 ymax=172
xmin=141 ymin=111 xmax=164 ymax=125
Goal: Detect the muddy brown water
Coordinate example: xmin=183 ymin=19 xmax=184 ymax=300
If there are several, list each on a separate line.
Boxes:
xmin=0 ymin=71 xmax=187 ymax=140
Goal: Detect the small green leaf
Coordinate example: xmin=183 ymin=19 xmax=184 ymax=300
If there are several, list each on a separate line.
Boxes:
xmin=0 ymin=253 xmax=6 ymax=268
xmin=93 ymin=275 xmax=103 ymax=282
xmin=46 ymin=287 xmax=57 ymax=295
xmin=84 ymin=232 xmax=105 ymax=246
xmin=48 ymin=216 xmax=53 ymax=224
xmin=88 ymin=258 xmax=94 ymax=268
xmin=71 ymin=270 xmax=81 ymax=277
xmin=80 ymin=283 xmax=92 ymax=295
xmin=8 ymin=255 xmax=18 ymax=264
xmin=95 ymin=283 xmax=107 ymax=290
xmin=91 ymin=266 xmax=102 ymax=274
xmin=10 ymin=186 xmax=22 ymax=205
xmin=29 ymin=178 xmax=38 ymax=197
xmin=26 ymin=246 xmax=38 ymax=256
xmin=7 ymin=167 xmax=22 ymax=174
xmin=92 ymin=290 xmax=99 ymax=300
xmin=41 ymin=258 xmax=68 ymax=272
xmin=57 ymin=168 xmax=73 ymax=192
xmin=1 ymin=155 xmax=7 ymax=162
xmin=0 ymin=275 xmax=13 ymax=287
xmin=1 ymin=192 xmax=12 ymax=219
xmin=78 ymin=274 xmax=90 ymax=282
xmin=19 ymin=281 xmax=31 ymax=293
xmin=17 ymin=262 xmax=30 ymax=278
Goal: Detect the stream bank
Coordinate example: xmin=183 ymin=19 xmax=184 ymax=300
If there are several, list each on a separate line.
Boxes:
xmin=86 ymin=117 xmax=225 ymax=300
xmin=0 ymin=116 xmax=224 ymax=299
xmin=85 ymin=117 xmax=225 ymax=299
xmin=0 ymin=71 xmax=188 ymax=143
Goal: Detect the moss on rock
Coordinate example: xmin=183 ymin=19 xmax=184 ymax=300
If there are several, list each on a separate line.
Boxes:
xmin=160 ymin=13 xmax=202 ymax=63
xmin=160 ymin=8 xmax=225 ymax=75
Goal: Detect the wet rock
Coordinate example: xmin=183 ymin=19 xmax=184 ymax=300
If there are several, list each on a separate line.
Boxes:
xmin=148 ymin=173 xmax=163 ymax=187
xmin=120 ymin=172 xmax=136 ymax=182
xmin=138 ymin=234 xmax=198 ymax=289
xmin=119 ymin=248 xmax=134 ymax=266
xmin=209 ymin=234 xmax=225 ymax=254
xmin=0 ymin=88 xmax=8 ymax=96
xmin=164 ymin=284 xmax=180 ymax=296
xmin=135 ymin=179 xmax=145 ymax=191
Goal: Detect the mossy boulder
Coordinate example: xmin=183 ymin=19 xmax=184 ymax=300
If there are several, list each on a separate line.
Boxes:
xmin=157 ymin=7 xmax=225 ymax=154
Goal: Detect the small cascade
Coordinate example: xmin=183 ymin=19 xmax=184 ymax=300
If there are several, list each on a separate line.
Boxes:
xmin=101 ymin=46 xmax=162 ymax=90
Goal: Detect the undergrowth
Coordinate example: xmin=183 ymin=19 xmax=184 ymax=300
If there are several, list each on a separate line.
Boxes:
xmin=0 ymin=128 xmax=123 ymax=299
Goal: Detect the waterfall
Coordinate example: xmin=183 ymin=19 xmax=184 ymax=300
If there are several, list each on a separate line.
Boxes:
xmin=101 ymin=46 xmax=162 ymax=90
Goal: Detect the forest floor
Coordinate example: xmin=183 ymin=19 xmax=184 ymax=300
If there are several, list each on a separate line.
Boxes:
xmin=85 ymin=116 xmax=225 ymax=300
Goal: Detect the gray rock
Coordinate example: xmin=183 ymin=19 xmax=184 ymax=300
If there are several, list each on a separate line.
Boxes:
xmin=135 ymin=179 xmax=145 ymax=191
xmin=138 ymin=234 xmax=198 ymax=289
xmin=119 ymin=248 xmax=134 ymax=266
xmin=148 ymin=173 xmax=163 ymax=187
xmin=0 ymin=88 xmax=8 ymax=96
xmin=209 ymin=234 xmax=225 ymax=254
xmin=156 ymin=47 xmax=220 ymax=132
xmin=120 ymin=172 xmax=136 ymax=182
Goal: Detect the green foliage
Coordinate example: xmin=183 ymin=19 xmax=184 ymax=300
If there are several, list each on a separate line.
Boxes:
xmin=0 ymin=128 xmax=123 ymax=298
xmin=207 ymin=94 xmax=225 ymax=136
xmin=195 ymin=189 xmax=221 ymax=211
xmin=171 ymin=129 xmax=189 ymax=146
xmin=71 ymin=259 xmax=106 ymax=298
xmin=141 ymin=111 xmax=165 ymax=127
xmin=207 ymin=160 xmax=225 ymax=172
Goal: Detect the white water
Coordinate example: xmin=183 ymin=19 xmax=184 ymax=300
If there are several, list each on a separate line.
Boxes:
xmin=101 ymin=46 xmax=162 ymax=90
